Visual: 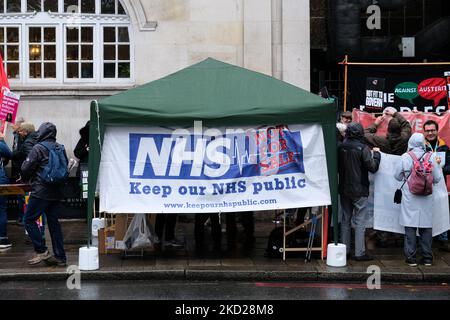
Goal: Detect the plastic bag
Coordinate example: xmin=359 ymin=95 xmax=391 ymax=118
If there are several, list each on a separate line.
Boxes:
xmin=123 ymin=214 xmax=154 ymax=250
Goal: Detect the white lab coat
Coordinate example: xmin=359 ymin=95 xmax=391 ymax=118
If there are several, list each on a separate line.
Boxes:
xmin=394 ymin=133 xmax=442 ymax=228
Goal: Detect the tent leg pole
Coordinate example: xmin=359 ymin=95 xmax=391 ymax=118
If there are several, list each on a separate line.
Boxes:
xmin=343 ymin=55 xmax=348 ymax=112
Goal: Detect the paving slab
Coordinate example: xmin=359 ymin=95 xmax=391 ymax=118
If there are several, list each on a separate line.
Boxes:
xmin=187 ymin=259 xmax=222 ymax=267
xmin=2 ymin=220 xmax=450 ymax=283
xmin=221 ymin=258 xmax=254 ymax=267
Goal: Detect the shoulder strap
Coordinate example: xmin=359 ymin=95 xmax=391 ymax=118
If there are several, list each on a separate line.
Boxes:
xmin=408 ymin=151 xmax=418 ymax=161
xmin=424 ymin=152 xmax=432 ymax=162
xmin=38 ymin=141 xmax=51 ymax=150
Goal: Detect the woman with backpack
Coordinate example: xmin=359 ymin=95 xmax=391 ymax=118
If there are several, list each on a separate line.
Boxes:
xmin=395 ymin=133 xmax=442 ymax=267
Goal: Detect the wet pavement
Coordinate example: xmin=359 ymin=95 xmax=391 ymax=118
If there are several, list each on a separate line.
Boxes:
xmin=1 ymin=216 xmax=450 ymax=283
xmin=1 ymin=280 xmax=450 ymax=300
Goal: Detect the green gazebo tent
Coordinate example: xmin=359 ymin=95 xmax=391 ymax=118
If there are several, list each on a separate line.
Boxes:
xmin=87 ymin=58 xmax=338 ymax=246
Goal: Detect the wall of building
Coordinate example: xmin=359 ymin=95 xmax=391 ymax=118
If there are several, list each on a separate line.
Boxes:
xmin=13 ymin=0 xmax=311 ymax=160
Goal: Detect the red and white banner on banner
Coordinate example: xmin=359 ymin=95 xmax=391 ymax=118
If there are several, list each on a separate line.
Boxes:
xmin=352 ymin=109 xmax=450 ymax=146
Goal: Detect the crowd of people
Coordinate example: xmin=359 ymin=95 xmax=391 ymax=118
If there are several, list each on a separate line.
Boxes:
xmin=0 ymin=119 xmax=90 ymax=267
xmin=336 ymin=108 xmax=450 ymax=266
xmin=2 ymin=108 xmax=450 ymax=267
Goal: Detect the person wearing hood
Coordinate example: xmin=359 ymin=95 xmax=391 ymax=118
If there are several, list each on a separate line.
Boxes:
xmin=338 ymin=122 xmax=381 ymax=261
xmin=21 ymin=122 xmax=67 ymax=266
xmin=364 ymin=107 xmax=412 ymax=155
xmin=395 ymin=133 xmax=442 ymax=267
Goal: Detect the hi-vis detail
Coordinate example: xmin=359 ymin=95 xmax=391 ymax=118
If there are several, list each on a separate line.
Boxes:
xmin=129 ymin=124 xmax=304 ymax=180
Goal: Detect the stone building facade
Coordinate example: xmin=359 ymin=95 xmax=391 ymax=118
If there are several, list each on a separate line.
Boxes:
xmin=1 ymin=0 xmax=311 ymax=162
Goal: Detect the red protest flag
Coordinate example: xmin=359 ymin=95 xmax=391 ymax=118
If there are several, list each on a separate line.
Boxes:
xmin=0 ymin=53 xmax=10 ymax=103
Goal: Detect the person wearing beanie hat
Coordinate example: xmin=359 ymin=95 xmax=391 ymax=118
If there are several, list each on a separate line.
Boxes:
xmin=340 ymin=111 xmax=353 ymax=124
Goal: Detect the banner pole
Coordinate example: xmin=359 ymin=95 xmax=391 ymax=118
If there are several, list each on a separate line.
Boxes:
xmin=343 ymin=61 xmax=450 ymax=66
xmin=343 ymin=55 xmax=348 ymax=112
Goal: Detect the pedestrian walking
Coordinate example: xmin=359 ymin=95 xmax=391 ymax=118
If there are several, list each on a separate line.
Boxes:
xmin=21 ymin=122 xmax=68 ymax=266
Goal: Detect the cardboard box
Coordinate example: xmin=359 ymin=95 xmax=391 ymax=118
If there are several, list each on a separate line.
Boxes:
xmin=98 ymin=227 xmax=105 ymax=254
xmin=114 ymin=214 xmax=128 ymax=241
xmin=100 ymin=214 xmax=157 ymax=254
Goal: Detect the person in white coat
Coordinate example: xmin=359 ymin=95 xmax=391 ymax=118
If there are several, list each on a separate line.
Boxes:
xmin=395 ymin=133 xmax=442 ymax=267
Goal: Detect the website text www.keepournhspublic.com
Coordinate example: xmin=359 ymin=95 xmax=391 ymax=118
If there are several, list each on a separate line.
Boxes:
xmin=163 ymin=198 xmax=277 ymax=210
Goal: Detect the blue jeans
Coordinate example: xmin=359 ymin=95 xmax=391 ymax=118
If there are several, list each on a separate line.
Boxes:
xmin=404 ymin=227 xmax=433 ymax=261
xmin=24 ymin=197 xmax=66 ymax=261
xmin=0 ymin=196 xmax=7 ymax=239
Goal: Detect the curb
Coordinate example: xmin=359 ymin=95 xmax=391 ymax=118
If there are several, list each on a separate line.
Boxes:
xmin=1 ymin=268 xmax=449 ymax=283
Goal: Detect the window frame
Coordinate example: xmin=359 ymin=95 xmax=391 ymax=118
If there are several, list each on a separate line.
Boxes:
xmin=26 ymin=0 xmax=60 ymax=13
xmin=63 ymin=23 xmax=96 ymax=83
xmin=0 ymin=24 xmax=22 ymax=83
xmin=0 ymin=0 xmax=133 ymax=86
xmin=100 ymin=23 xmax=132 ymax=83
xmin=25 ymin=24 xmax=60 ymax=83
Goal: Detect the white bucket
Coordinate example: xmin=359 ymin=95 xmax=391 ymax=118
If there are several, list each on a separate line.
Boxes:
xmin=78 ymin=246 xmax=99 ymax=271
xmin=326 ymin=243 xmax=347 ymax=267
xmin=91 ymin=218 xmax=105 ymax=237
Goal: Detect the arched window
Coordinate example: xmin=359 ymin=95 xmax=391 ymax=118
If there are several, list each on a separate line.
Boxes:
xmin=0 ymin=0 xmax=133 ymax=85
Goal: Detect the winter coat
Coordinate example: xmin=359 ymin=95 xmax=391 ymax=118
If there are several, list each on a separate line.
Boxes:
xmin=74 ymin=121 xmax=89 ymax=177
xmin=11 ymin=132 xmax=23 ymax=180
xmin=74 ymin=121 xmax=89 ymax=165
xmin=364 ymin=113 xmax=412 ymax=155
xmin=12 ymin=131 xmax=38 ymax=178
xmin=394 ymin=133 xmax=442 ymax=228
xmin=338 ymin=123 xmax=381 ymax=198
xmin=0 ymin=140 xmax=12 ymax=184
xmin=21 ymin=122 xmax=68 ymax=201
xmin=425 ymin=137 xmax=450 ymax=176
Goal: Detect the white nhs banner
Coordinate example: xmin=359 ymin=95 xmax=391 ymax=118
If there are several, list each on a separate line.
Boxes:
xmin=99 ymin=123 xmax=331 ymax=213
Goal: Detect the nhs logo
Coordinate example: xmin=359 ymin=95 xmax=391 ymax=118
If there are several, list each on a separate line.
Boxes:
xmin=129 ymin=124 xmax=305 ymax=180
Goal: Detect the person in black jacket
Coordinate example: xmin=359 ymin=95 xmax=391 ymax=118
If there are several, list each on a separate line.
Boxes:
xmin=74 ymin=120 xmax=89 ymax=174
xmin=11 ymin=122 xmax=40 ymax=230
xmin=12 ymin=122 xmax=38 ymax=176
xmin=21 ymin=122 xmax=67 ymax=266
xmin=423 ymin=119 xmax=450 ymax=252
xmin=338 ymin=122 xmax=381 ymax=261
xmin=10 ymin=117 xmax=25 ymax=182
xmin=10 ymin=117 xmax=25 ymax=225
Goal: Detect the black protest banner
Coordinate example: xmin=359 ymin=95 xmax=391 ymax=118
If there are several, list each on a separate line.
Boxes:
xmin=347 ymin=65 xmax=450 ymax=113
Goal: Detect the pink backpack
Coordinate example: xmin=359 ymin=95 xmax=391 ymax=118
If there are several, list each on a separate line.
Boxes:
xmin=406 ymin=151 xmax=434 ymax=196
